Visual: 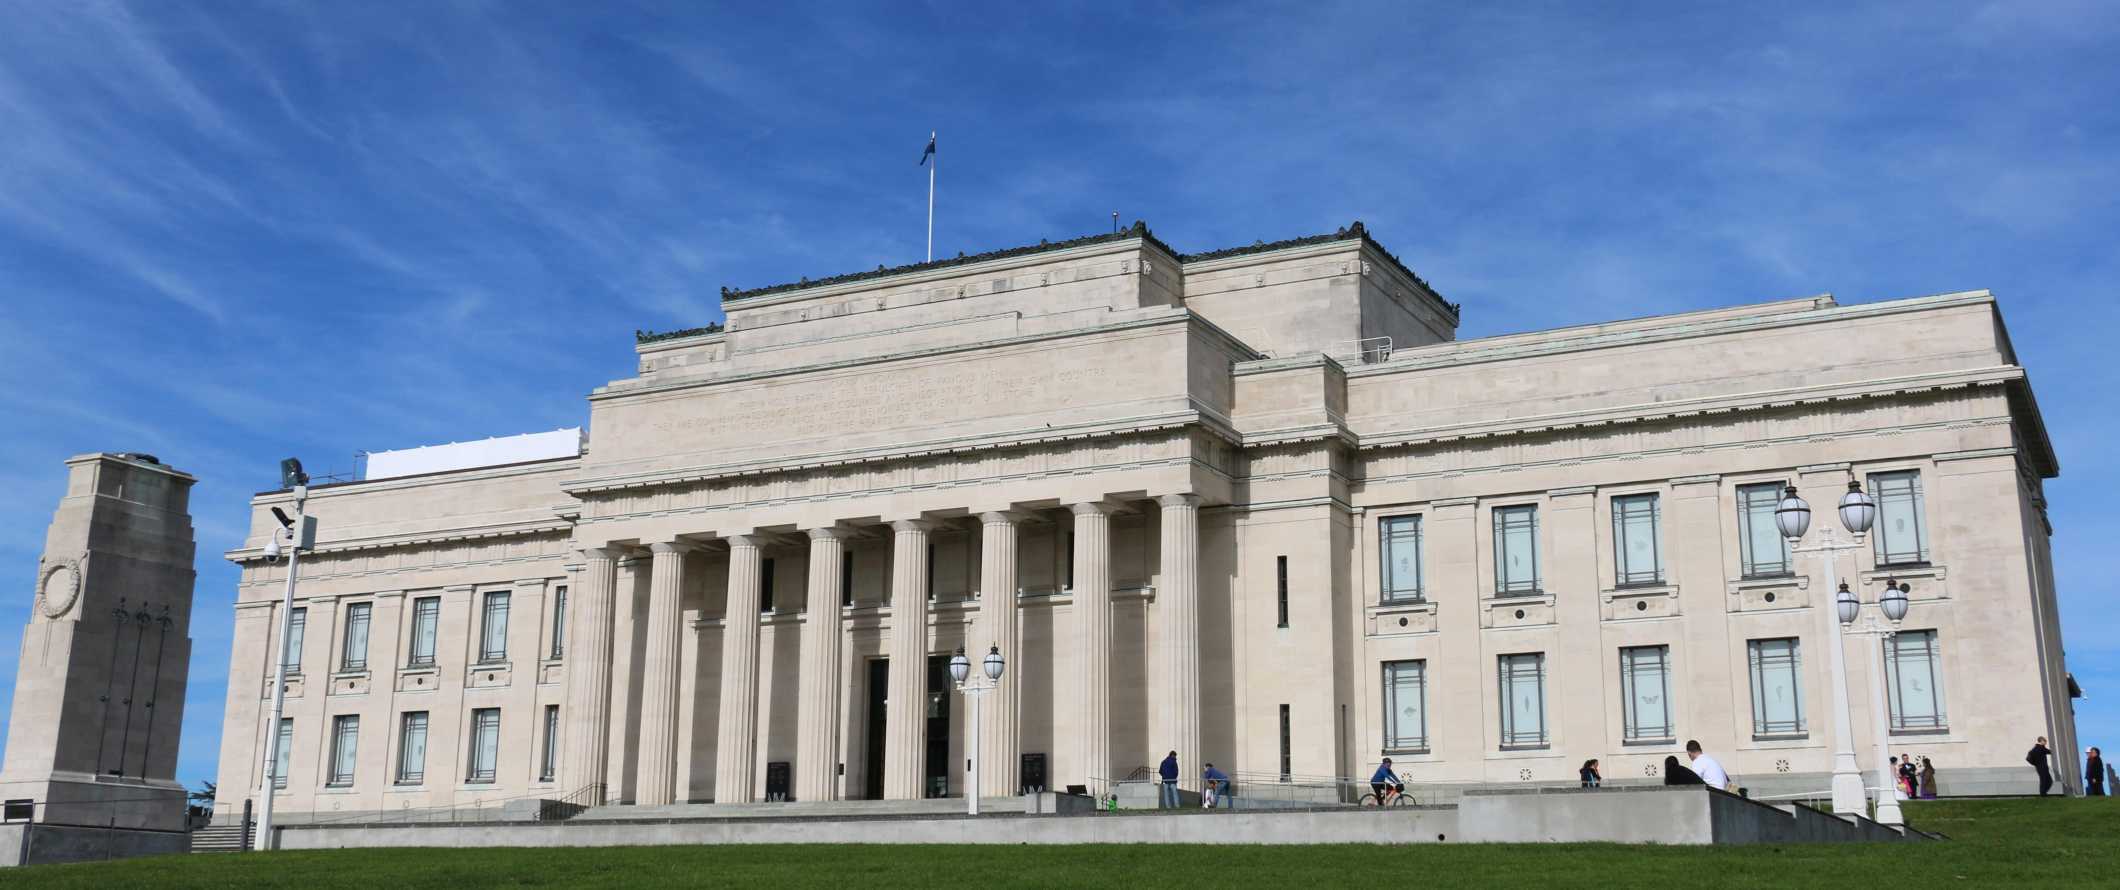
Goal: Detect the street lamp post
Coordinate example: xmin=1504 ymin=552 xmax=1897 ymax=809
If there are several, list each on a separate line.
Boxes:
xmin=1777 ymin=481 xmax=1877 ymax=820
xmin=256 ymin=459 xmax=314 ymax=851
xmin=949 ymin=645 xmax=1005 ymax=816
xmin=1839 ymin=578 xmax=1914 ymax=825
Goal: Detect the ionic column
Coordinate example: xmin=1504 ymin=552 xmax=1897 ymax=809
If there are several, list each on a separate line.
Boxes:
xmin=560 ymin=547 xmax=619 ymax=803
xmin=976 ymin=512 xmax=1023 ymax=797
xmin=794 ymin=527 xmax=847 ymax=803
xmin=884 ymin=520 xmax=932 ymax=800
xmin=1069 ymin=502 xmax=1114 ymax=792
xmin=1158 ymin=494 xmax=1202 ymax=792
xmin=635 ymin=541 xmax=690 ymax=806
xmin=713 ymin=535 xmax=763 ymax=804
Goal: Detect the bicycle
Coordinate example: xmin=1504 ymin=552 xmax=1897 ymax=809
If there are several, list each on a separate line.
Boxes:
xmin=1357 ymin=783 xmax=1413 ymax=807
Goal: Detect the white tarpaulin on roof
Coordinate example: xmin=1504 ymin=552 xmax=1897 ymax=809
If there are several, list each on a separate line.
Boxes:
xmin=362 ymin=428 xmax=582 ymax=480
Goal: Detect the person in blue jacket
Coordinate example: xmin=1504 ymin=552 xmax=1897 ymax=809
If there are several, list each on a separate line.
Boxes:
xmin=1158 ymin=751 xmax=1180 ymax=808
xmin=1201 ymin=763 xmax=1230 ymax=808
xmin=1369 ymin=758 xmax=1403 ymax=804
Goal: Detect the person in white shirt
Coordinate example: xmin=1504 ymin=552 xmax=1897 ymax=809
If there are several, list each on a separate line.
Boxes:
xmin=1686 ymin=739 xmax=1732 ymax=790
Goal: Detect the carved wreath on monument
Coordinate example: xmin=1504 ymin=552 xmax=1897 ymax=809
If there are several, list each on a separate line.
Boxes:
xmin=38 ymin=557 xmax=82 ymax=618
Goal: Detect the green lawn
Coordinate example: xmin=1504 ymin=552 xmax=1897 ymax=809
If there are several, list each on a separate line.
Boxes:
xmin=4 ymin=799 xmax=2113 ymax=888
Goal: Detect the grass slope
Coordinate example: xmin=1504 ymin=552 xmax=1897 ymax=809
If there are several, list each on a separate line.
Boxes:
xmin=3 ymin=799 xmax=2112 ymax=888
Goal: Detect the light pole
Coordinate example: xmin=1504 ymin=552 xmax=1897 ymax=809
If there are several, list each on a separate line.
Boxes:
xmin=949 ymin=644 xmax=1005 ymax=816
xmin=1838 ymin=578 xmax=1914 ymax=825
xmin=256 ymin=458 xmax=314 ymax=850
xmin=1776 ymin=481 xmax=1877 ymax=820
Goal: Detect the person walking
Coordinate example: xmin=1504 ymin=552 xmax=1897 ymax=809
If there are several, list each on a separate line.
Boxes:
xmin=1158 ymin=751 xmax=1180 ymax=809
xmin=1201 ymin=763 xmax=1229 ymax=809
xmin=2028 ymin=737 xmax=2054 ymax=796
xmin=1919 ymin=757 xmax=1938 ymax=799
xmin=1685 ymin=740 xmax=1731 ymax=790
xmin=1579 ymin=759 xmax=1601 ymax=788
xmin=2087 ymin=748 xmax=2106 ymax=797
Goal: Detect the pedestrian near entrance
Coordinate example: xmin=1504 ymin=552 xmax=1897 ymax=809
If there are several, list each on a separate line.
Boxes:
xmin=1158 ymin=751 xmax=1180 ymax=808
xmin=1919 ymin=757 xmax=1937 ymax=799
xmin=1202 ymin=763 xmax=1229 ymax=808
xmin=2028 ymin=737 xmax=2054 ymax=796
xmin=1579 ymin=759 xmax=1601 ymax=788
xmin=1685 ymin=740 xmax=1730 ymax=790
xmin=2087 ymin=748 xmax=2106 ymax=797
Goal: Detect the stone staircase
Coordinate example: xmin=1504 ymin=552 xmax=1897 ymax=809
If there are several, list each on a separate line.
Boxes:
xmin=189 ymin=821 xmax=251 ymax=853
xmin=571 ymin=796 xmax=1030 ymax=821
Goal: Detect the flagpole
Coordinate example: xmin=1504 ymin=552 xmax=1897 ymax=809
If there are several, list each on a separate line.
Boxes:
xmin=926 ymin=130 xmax=936 ymax=262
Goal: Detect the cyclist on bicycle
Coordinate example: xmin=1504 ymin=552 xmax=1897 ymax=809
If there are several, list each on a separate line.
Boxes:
xmin=1369 ymin=758 xmax=1403 ymax=805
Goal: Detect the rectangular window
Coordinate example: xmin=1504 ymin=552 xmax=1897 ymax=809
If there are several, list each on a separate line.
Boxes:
xmin=1885 ymin=630 xmax=1948 ymax=732
xmin=1275 ymin=556 xmax=1290 ymax=628
xmin=1379 ymin=515 xmax=1424 ymax=603
xmin=479 ymin=591 xmax=510 ymax=663
xmin=467 ymin=708 xmax=501 ymax=783
xmin=281 ymin=607 xmax=307 ymax=676
xmin=540 ymin=704 xmax=561 ymax=782
xmin=1738 ymin=483 xmax=1792 ymax=577
xmin=1748 ymin=637 xmax=1806 ymax=737
xmin=841 ymin=551 xmax=855 ymax=608
xmin=1619 ymin=646 xmax=1675 ymax=742
xmin=1870 ymin=471 xmax=1931 ymax=566
xmin=1492 ymin=506 xmax=1541 ymax=595
xmin=408 ymin=596 xmax=440 ymax=667
xmin=1498 ymin=653 xmax=1547 ymax=748
xmin=926 ymin=542 xmax=937 ymax=601
xmin=1381 ymin=660 xmax=1428 ymax=753
xmin=396 ymin=712 xmax=428 ymax=785
xmin=1278 ymin=704 xmax=1292 ymax=782
xmin=273 ymin=718 xmax=292 ymax=789
xmin=328 ymin=715 xmax=359 ymax=786
xmin=760 ymin=557 xmax=776 ymax=612
xmin=340 ymin=602 xmax=371 ymax=672
xmin=1063 ymin=531 xmax=1075 ymax=590
xmin=549 ymin=585 xmax=567 ymax=659
xmin=1612 ymin=494 xmax=1664 ymax=586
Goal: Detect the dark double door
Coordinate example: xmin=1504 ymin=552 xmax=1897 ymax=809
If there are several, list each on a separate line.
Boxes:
xmin=861 ymin=655 xmax=952 ymax=800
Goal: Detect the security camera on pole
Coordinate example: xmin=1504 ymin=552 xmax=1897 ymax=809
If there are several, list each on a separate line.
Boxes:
xmin=255 ymin=458 xmax=316 ymax=851
xmin=949 ymin=644 xmax=1005 ymax=816
xmin=1776 ymin=480 xmax=1881 ymax=821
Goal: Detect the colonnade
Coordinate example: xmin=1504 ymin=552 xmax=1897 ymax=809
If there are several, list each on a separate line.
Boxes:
xmin=557 ymin=495 xmax=1202 ymax=806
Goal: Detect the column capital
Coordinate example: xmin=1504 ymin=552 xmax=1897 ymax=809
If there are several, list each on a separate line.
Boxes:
xmin=889 ymin=519 xmax=934 ymax=534
xmin=805 ymin=525 xmax=856 ymax=542
xmin=1067 ymin=500 xmax=1118 ymax=517
xmin=1154 ymin=493 xmax=1202 ymax=509
xmin=576 ymin=546 xmax=620 ymax=562
xmin=977 ymin=510 xmax=1029 ymax=527
xmin=724 ymin=533 xmax=762 ymax=550
xmin=648 ymin=541 xmax=699 ymax=555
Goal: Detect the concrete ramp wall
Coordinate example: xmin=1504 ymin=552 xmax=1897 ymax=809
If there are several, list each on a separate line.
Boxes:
xmin=1461 ymin=787 xmax=1921 ymax=845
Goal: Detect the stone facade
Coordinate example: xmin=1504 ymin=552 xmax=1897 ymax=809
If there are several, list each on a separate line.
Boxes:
xmin=212 ymin=224 xmax=2075 ymax=821
xmin=1 ymin=453 xmax=197 ymax=831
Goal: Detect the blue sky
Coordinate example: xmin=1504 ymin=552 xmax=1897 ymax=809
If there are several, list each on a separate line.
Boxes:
xmin=1 ymin=1 xmax=2114 ymax=792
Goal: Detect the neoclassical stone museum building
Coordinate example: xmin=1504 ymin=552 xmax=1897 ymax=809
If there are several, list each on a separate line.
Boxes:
xmin=213 ymin=223 xmax=2077 ymax=818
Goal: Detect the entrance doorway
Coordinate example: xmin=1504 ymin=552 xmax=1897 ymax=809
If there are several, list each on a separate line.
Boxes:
xmin=860 ymin=655 xmax=955 ymax=800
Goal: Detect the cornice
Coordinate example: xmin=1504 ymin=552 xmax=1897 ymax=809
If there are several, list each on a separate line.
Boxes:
xmin=1354 ymin=366 xmax=2024 ymax=452
xmin=720 ymin=222 xmax=1177 ymax=305
xmin=225 ymin=519 xmax=573 ymax=565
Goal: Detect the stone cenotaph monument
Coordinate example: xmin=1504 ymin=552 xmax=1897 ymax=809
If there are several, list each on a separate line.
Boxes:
xmin=0 ymin=453 xmax=196 ymax=834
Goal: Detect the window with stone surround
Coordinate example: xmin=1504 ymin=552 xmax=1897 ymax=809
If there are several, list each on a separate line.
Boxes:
xmin=1379 ymin=515 xmax=1424 ymax=603
xmin=328 ymin=715 xmax=359 ymax=786
xmin=1620 ymin=645 xmax=1674 ymax=743
xmin=549 ymin=586 xmax=567 ymax=659
xmin=1382 ymin=659 xmax=1429 ymax=753
xmin=340 ymin=602 xmax=371 ymax=672
xmin=478 ymin=591 xmax=510 ymax=663
xmin=540 ymin=705 xmax=560 ymax=782
xmin=1492 ymin=506 xmax=1541 ymax=596
xmin=467 ymin=708 xmax=501 ymax=783
xmin=1498 ymin=653 xmax=1547 ymax=749
xmin=396 ymin=711 xmax=428 ymax=785
xmin=1612 ymin=494 xmax=1664 ymax=587
xmin=1869 ymin=471 xmax=1931 ymax=567
xmin=1885 ymin=630 xmax=1948 ymax=732
xmin=1748 ymin=637 xmax=1806 ymax=737
xmin=281 ymin=607 xmax=306 ymax=676
xmin=407 ymin=596 xmax=440 ymax=668
xmin=1738 ymin=483 xmax=1792 ymax=578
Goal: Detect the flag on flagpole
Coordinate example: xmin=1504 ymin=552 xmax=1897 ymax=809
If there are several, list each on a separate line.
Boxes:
xmin=920 ymin=133 xmax=937 ymax=166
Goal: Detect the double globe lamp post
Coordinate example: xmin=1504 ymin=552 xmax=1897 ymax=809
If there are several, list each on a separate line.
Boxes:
xmin=949 ymin=644 xmax=1006 ymax=816
xmin=1776 ymin=480 xmax=1915 ymax=824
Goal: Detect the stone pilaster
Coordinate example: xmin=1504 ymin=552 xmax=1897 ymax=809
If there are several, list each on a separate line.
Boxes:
xmin=1069 ymin=502 xmax=1115 ymax=791
xmin=559 ymin=547 xmax=619 ymax=803
xmin=794 ymin=527 xmax=847 ymax=802
xmin=1158 ymin=494 xmax=1202 ymax=792
xmin=976 ymin=512 xmax=1022 ymax=797
xmin=884 ymin=520 xmax=932 ymax=800
xmin=634 ymin=542 xmax=689 ymax=806
xmin=714 ymin=535 xmax=764 ymax=803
